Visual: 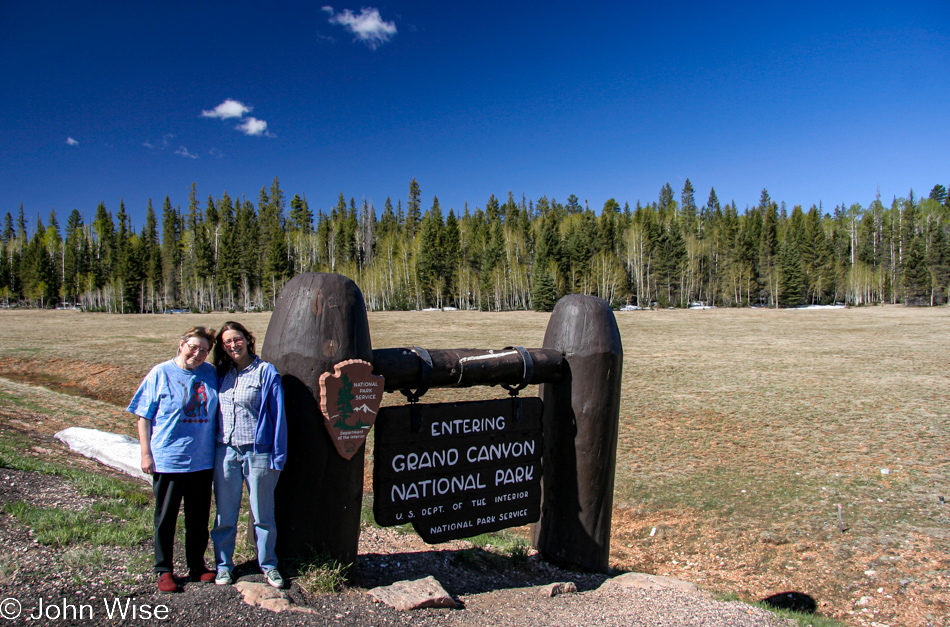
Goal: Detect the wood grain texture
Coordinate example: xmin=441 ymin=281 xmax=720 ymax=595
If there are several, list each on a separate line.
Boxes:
xmin=533 ymin=294 xmax=623 ymax=572
xmin=261 ymin=272 xmax=372 ymax=565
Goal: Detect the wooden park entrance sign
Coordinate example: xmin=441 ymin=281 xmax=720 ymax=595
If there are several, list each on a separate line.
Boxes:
xmin=261 ymin=272 xmax=622 ymax=572
xmin=373 ymin=397 xmax=543 ymax=543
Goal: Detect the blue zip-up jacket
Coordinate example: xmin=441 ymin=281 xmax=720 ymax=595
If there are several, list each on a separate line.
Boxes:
xmin=253 ymin=361 xmax=288 ymax=471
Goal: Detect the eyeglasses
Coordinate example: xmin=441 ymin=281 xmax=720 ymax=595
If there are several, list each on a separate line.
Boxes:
xmin=223 ymin=338 xmax=245 ymax=347
xmin=182 ymin=342 xmax=209 ymax=356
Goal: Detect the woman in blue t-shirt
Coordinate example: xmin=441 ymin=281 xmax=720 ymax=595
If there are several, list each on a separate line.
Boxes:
xmin=129 ymin=326 xmax=219 ymax=594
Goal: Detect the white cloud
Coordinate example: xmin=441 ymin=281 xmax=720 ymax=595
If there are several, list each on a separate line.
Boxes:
xmin=323 ymin=6 xmax=397 ymax=49
xmin=236 ymin=117 xmax=269 ymax=136
xmin=143 ymin=134 xmax=175 ymax=150
xmin=201 ymin=99 xmax=251 ymax=119
xmin=209 ymin=147 xmax=224 ymax=158
xmin=175 ymin=146 xmax=199 ymax=159
xmin=202 ymin=99 xmax=273 ymax=137
xmin=66 ymin=137 xmax=79 ymax=146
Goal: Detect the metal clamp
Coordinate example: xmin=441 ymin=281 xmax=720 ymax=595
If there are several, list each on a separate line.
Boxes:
xmin=400 ymin=346 xmax=433 ymax=404
xmin=500 ymin=346 xmax=533 ymax=397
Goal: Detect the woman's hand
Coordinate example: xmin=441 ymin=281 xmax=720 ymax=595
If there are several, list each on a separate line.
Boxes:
xmin=141 ymin=451 xmax=155 ymax=474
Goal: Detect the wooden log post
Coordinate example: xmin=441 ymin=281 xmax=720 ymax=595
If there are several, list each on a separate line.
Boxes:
xmin=261 ymin=272 xmax=372 ymax=566
xmin=532 ymin=294 xmax=623 ymax=572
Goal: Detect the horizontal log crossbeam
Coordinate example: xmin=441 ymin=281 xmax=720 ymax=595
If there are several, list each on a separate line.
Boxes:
xmin=371 ymin=347 xmax=564 ymax=392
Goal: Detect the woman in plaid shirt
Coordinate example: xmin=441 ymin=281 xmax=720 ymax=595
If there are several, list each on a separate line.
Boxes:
xmin=209 ymin=321 xmax=288 ymax=588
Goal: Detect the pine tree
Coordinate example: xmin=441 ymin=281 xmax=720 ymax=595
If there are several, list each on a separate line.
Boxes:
xmin=658 ymin=183 xmax=675 ymax=215
xmin=289 ymin=193 xmax=313 ymax=233
xmin=480 ymin=219 xmax=504 ymax=310
xmin=62 ymin=210 xmax=84 ymax=305
xmin=236 ymin=198 xmax=261 ymax=309
xmin=443 ymin=209 xmax=460 ymax=304
xmin=406 ymin=178 xmax=422 ymax=236
xmin=486 ymin=194 xmax=501 ymax=223
xmin=531 ymin=267 xmax=557 ymax=311
xmin=681 ymin=179 xmax=697 ymax=235
xmin=416 ymin=198 xmax=444 ymax=307
xmin=216 ymin=193 xmax=239 ymax=309
xmin=903 ymin=234 xmax=929 ymax=305
xmin=535 ymin=211 xmax=561 ymax=273
xmin=264 ymin=231 xmax=290 ymax=306
xmin=656 ymin=218 xmax=687 ymax=307
xmin=112 ymin=201 xmax=132 ymax=311
xmin=16 ymin=204 xmax=27 ymax=242
xmin=124 ymin=232 xmax=147 ymax=312
xmin=702 ymin=187 xmax=720 ymax=236
xmin=565 ymin=195 xmax=581 ymax=216
xmin=758 ymin=193 xmax=778 ymax=305
xmin=343 ymin=199 xmax=359 ymax=263
xmin=161 ymin=196 xmax=181 ymax=308
xmin=502 ymin=191 xmax=517 ymax=222
xmin=143 ymin=199 xmax=162 ymax=311
xmin=929 ymin=184 xmax=947 ymax=205
xmin=24 ymin=218 xmax=56 ymax=307
xmin=180 ymin=185 xmax=201 ymax=308
xmin=261 ymin=178 xmax=290 ymax=306
xmin=926 ymin=219 xmax=949 ymax=305
xmin=378 ymin=197 xmax=397 ymax=239
xmin=8 ymin=248 xmax=22 ymax=302
xmin=91 ymin=202 xmax=115 ymax=291
xmin=193 ymin=217 xmax=215 ymax=310
xmin=45 ymin=209 xmax=62 ymax=304
xmin=1 ymin=213 xmax=13 ymax=244
xmin=778 ymin=239 xmax=805 ymax=307
xmin=358 ymin=199 xmax=375 ymax=268
xmin=0 ymin=241 xmax=10 ymax=304
xmin=186 ymin=183 xmax=200 ymax=231
xmin=565 ymin=213 xmax=595 ymax=294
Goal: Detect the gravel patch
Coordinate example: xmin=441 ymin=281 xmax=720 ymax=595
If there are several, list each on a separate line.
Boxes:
xmin=0 ymin=466 xmax=791 ymax=627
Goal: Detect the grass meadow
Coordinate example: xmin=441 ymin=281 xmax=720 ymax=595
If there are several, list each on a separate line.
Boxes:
xmin=0 ymin=304 xmax=948 ymax=625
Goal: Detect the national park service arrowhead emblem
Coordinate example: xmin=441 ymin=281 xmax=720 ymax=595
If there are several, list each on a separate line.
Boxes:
xmin=319 ymin=359 xmax=384 ymax=460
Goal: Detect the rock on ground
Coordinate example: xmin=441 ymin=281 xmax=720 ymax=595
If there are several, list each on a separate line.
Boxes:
xmin=368 ymin=576 xmax=458 ymax=611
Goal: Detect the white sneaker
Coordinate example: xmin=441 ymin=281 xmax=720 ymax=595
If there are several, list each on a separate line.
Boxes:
xmin=264 ymin=569 xmax=284 ymax=589
xmin=215 ymin=568 xmax=232 ymax=586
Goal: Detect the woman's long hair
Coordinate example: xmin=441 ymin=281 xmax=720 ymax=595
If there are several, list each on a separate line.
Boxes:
xmin=212 ymin=321 xmax=257 ymax=376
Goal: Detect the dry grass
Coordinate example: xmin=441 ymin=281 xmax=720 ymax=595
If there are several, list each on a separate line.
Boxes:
xmin=1 ymin=305 xmax=949 ymax=626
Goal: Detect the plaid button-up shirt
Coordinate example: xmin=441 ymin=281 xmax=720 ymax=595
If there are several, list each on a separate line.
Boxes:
xmin=217 ymin=356 xmax=265 ymax=446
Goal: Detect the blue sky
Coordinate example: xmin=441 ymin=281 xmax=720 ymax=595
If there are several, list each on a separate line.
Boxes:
xmin=2 ymin=1 xmax=949 ymax=230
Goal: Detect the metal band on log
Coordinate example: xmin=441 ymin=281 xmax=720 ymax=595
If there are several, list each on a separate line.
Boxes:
xmin=532 ymin=294 xmax=623 ymax=572
xmin=371 ymin=348 xmax=563 ymax=391
xmin=261 ymin=272 xmax=372 ymax=565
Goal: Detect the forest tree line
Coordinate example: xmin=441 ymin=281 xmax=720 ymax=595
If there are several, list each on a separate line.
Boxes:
xmin=2 ymin=177 xmax=950 ymax=313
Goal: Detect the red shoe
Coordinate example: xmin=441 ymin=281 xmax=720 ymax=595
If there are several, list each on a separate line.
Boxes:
xmin=157 ymin=572 xmax=179 ymax=594
xmin=190 ymin=568 xmax=216 ymax=583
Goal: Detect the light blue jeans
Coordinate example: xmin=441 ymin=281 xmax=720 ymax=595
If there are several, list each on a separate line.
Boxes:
xmin=211 ymin=444 xmax=281 ymax=572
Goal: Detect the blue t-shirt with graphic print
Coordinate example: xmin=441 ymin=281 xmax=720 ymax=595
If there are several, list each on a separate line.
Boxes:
xmin=127 ymin=359 xmax=218 ymax=473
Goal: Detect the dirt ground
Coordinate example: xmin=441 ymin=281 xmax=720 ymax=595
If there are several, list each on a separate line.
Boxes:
xmin=0 ymin=399 xmax=790 ymax=627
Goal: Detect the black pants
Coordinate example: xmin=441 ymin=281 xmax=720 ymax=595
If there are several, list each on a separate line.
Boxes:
xmin=152 ymin=469 xmax=213 ymax=574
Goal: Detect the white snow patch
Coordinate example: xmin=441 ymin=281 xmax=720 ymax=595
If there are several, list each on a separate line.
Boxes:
xmin=55 ymin=427 xmax=149 ymax=482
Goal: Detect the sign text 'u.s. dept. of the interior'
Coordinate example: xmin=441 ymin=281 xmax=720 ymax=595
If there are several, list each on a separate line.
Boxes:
xmin=373 ymin=397 xmax=543 ymax=543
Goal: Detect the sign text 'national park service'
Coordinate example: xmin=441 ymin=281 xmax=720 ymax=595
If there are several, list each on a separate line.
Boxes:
xmin=319 ymin=359 xmax=384 ymax=460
